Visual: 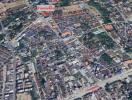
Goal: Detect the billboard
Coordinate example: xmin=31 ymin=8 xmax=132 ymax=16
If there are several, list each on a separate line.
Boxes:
xmin=37 ymin=5 xmax=55 ymax=12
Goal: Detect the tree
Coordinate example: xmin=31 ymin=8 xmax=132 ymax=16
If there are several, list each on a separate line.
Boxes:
xmin=61 ymin=0 xmax=71 ymax=6
xmin=100 ymin=53 xmax=112 ymax=64
xmin=0 ymin=34 xmax=5 ymax=41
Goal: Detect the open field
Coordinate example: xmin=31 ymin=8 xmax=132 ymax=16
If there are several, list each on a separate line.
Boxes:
xmin=17 ymin=92 xmax=32 ymax=100
xmin=0 ymin=0 xmax=26 ymax=11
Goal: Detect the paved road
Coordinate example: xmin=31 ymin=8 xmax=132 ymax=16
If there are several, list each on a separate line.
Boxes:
xmin=0 ymin=20 xmax=5 ymax=34
xmin=9 ymin=1 xmax=132 ymax=100
xmin=2 ymin=62 xmax=6 ymax=100
xmin=64 ymin=68 xmax=132 ymax=100
xmin=98 ymin=68 xmax=132 ymax=87
xmin=63 ymin=3 xmax=132 ymax=100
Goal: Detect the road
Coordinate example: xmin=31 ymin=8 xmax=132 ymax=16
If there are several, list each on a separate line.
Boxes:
xmin=64 ymin=68 xmax=132 ymax=100
xmin=2 ymin=62 xmax=6 ymax=100
xmin=8 ymin=1 xmax=132 ymax=100
xmin=0 ymin=20 xmax=5 ymax=34
xmin=111 ymin=0 xmax=128 ymax=46
xmin=1 ymin=16 xmax=16 ymax=100
xmin=63 ymin=3 xmax=132 ymax=100
xmin=34 ymin=2 xmax=132 ymax=100
xmin=12 ymin=0 xmax=52 ymax=42
xmin=11 ymin=57 xmax=16 ymax=100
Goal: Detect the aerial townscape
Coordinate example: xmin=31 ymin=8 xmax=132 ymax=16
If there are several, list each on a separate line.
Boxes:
xmin=0 ymin=0 xmax=132 ymax=100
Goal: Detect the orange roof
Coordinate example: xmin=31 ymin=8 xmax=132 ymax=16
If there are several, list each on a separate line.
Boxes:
xmin=124 ymin=59 xmax=132 ymax=64
xmin=62 ymin=31 xmax=72 ymax=37
xmin=86 ymin=85 xmax=100 ymax=92
xmin=123 ymin=60 xmax=132 ymax=67
xmin=104 ymin=24 xmax=113 ymax=30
